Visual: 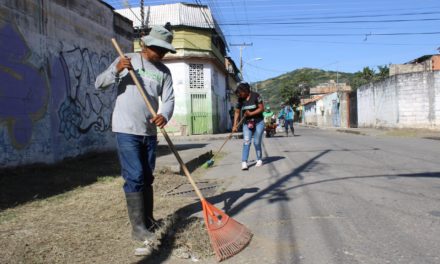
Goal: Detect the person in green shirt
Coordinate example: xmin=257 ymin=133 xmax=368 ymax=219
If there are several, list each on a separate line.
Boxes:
xmin=263 ymin=106 xmax=276 ymax=137
xmin=263 ymin=106 xmax=274 ymax=121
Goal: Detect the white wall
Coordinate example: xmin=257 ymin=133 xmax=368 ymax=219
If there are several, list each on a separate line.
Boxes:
xmin=358 ymin=71 xmax=440 ymax=129
xmin=303 ymin=92 xmax=349 ymax=128
xmin=211 ymin=65 xmax=228 ymax=133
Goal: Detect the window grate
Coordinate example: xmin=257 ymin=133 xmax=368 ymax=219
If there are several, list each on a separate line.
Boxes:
xmin=189 ymin=64 xmax=204 ymax=89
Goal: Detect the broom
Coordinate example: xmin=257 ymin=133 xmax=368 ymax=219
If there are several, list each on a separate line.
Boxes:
xmin=201 ymin=115 xmax=246 ymax=168
xmin=111 ymin=39 xmax=253 ymax=261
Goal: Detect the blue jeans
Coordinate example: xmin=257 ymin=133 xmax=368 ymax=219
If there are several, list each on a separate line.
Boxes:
xmin=242 ymin=119 xmax=264 ymax=162
xmin=116 ymin=133 xmax=157 ymax=193
xmin=285 ymin=119 xmax=294 ymax=133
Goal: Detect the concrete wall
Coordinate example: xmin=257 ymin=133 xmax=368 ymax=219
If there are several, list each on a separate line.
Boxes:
xmin=163 ymin=59 xmax=229 ymax=135
xmin=161 ymin=61 xmax=188 ymax=134
xmin=358 ymin=71 xmax=440 ymax=129
xmin=211 ymin=65 xmax=228 ymax=133
xmin=0 ymin=0 xmax=132 ymax=167
xmin=390 ymin=64 xmax=428 ymax=76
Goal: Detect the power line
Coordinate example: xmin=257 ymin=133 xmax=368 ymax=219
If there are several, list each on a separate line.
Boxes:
xmin=225 ymin=31 xmax=440 ymax=37
xmin=218 ymin=17 xmax=440 ymax=26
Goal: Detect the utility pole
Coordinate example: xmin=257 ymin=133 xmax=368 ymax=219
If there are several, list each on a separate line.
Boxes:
xmin=229 ymin=42 xmax=253 ymax=73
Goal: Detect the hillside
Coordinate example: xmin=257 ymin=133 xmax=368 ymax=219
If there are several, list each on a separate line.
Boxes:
xmin=254 ymin=68 xmax=355 ymax=111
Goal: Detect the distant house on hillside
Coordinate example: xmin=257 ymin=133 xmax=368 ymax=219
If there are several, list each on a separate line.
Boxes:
xmin=116 ymin=3 xmax=240 ymax=135
xmin=300 ymin=80 xmax=353 ymax=128
xmin=389 ymin=54 xmax=440 ymax=76
xmin=309 ymin=80 xmax=351 ymax=96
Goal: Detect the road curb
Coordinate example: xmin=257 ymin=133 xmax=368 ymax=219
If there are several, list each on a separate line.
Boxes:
xmin=156 ymin=149 xmax=213 ymax=174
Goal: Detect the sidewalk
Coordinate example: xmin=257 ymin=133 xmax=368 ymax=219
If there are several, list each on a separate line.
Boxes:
xmin=298 ymin=123 xmax=440 ymax=140
xmin=155 ymin=132 xmax=242 ymax=173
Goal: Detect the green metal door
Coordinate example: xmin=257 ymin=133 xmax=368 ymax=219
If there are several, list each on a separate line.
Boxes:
xmin=190 ymin=93 xmax=208 ymax=134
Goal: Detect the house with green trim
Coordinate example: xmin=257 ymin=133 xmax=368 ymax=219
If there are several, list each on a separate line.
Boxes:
xmin=116 ymin=2 xmax=240 ymax=135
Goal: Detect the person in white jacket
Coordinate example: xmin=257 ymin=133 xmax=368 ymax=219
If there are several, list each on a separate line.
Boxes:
xmin=95 ymin=25 xmax=175 ymax=243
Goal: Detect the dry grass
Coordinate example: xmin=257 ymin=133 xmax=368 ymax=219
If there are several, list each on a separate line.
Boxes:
xmin=382 ymin=128 xmax=440 ymax=138
xmin=0 ymin=153 xmax=215 ymax=263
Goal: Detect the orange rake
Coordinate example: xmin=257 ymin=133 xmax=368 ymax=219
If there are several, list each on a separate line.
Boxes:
xmin=111 ymin=39 xmax=253 ymax=261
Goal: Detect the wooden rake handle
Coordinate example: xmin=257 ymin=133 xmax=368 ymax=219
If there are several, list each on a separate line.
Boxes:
xmin=211 ymin=116 xmax=246 ymax=161
xmin=111 ymin=38 xmax=205 ymax=201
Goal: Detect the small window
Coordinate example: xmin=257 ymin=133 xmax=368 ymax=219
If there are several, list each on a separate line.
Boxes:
xmin=189 ymin=64 xmax=204 ymax=89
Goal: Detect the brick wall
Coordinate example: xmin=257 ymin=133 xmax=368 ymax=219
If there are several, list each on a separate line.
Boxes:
xmin=0 ymin=0 xmax=133 ymax=167
xmin=357 ymin=71 xmax=440 ymax=129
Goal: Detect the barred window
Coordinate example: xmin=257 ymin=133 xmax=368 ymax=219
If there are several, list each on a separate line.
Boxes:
xmin=189 ymin=64 xmax=204 ymax=89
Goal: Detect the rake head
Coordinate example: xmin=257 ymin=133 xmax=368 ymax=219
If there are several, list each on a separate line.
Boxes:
xmin=202 ymin=200 xmax=253 ymax=261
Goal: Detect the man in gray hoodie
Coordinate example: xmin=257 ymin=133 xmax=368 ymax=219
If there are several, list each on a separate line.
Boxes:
xmin=95 ymin=25 xmax=175 ymax=242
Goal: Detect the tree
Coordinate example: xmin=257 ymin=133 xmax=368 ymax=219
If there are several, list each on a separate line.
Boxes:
xmin=279 ymin=71 xmax=312 ymax=106
xmin=376 ymin=65 xmax=389 ymax=80
xmin=349 ymin=65 xmax=389 ymax=90
xmin=362 ymin=67 xmax=375 ymax=82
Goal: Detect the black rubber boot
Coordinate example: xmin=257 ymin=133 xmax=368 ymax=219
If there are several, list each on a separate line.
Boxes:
xmin=125 ymin=192 xmax=155 ymax=241
xmin=143 ymin=185 xmax=162 ymax=230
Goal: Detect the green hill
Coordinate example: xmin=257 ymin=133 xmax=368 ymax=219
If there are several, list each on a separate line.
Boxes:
xmin=254 ymin=68 xmax=354 ymax=111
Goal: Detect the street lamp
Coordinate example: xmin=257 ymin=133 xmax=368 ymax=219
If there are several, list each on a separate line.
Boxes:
xmin=240 ymin=57 xmax=263 ymax=73
xmin=240 ymin=58 xmax=262 ymax=92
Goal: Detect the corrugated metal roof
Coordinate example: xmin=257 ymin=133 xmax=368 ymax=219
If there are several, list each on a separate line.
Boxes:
xmin=115 ymin=3 xmax=226 ymax=44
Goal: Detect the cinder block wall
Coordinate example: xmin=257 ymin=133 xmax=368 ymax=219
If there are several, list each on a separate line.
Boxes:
xmin=357 ymin=71 xmax=440 ymax=129
xmin=0 ymin=0 xmax=133 ymax=167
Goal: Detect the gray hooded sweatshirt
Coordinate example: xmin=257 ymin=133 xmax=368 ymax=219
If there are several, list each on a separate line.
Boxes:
xmin=95 ymin=53 xmax=174 ymax=136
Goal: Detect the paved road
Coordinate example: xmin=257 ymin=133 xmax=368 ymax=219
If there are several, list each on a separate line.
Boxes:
xmin=202 ymin=126 xmax=440 ymax=264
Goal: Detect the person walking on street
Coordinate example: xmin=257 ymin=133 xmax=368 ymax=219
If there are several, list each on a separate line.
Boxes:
xmin=95 ymin=25 xmax=175 ymax=243
xmin=278 ymin=103 xmax=295 ymax=136
xmin=232 ymin=82 xmax=265 ymax=170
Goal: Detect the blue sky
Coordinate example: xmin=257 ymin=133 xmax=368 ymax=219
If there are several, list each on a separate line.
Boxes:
xmin=103 ymin=0 xmax=440 ymax=82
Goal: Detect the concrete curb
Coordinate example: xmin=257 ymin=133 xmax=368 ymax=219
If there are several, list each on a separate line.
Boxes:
xmin=298 ymin=124 xmax=440 ymax=139
xmin=335 ymin=129 xmax=366 ymax=135
xmin=159 ymin=133 xmax=242 ymax=142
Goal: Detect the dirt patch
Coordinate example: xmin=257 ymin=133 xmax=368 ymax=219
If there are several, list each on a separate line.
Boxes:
xmin=382 ymin=128 xmax=440 ymax=138
xmin=0 ymin=154 xmax=216 ymax=263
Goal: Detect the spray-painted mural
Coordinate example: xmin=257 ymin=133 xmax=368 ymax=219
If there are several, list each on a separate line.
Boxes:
xmin=0 ymin=3 xmax=131 ymax=167
xmin=0 ymin=23 xmax=49 ymax=149
xmin=56 ymin=47 xmax=114 ymax=140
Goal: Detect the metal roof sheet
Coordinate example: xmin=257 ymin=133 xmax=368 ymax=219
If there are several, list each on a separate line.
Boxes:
xmin=116 ymin=3 xmax=207 ymax=28
xmin=115 ymin=3 xmax=225 ymax=37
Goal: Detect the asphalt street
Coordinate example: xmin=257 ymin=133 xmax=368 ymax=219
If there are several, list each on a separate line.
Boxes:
xmin=199 ymin=126 xmax=440 ymax=264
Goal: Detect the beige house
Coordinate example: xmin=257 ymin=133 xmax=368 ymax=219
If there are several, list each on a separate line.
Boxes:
xmin=116 ymin=3 xmax=240 ymax=135
xmin=390 ymin=54 xmax=440 ymax=76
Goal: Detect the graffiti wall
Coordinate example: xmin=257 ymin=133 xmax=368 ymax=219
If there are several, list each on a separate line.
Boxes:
xmin=0 ymin=0 xmax=133 ymax=167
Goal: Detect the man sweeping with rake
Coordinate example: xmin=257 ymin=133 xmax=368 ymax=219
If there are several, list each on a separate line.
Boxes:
xmin=95 ymin=25 xmax=176 ymax=244
xmin=97 ymin=23 xmax=253 ymax=261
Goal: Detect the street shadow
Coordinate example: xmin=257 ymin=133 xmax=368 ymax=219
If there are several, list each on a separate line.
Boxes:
xmin=136 ymin=187 xmax=260 ymax=263
xmin=0 ymin=143 xmax=208 ymax=210
xmin=247 ymin=156 xmax=285 ymax=168
xmin=0 ymin=151 xmax=120 ymax=210
xmin=282 ymin=147 xmax=380 ymax=153
xmin=228 ymin=150 xmax=331 ymax=216
xmin=279 ymin=171 xmax=440 ymax=194
xmin=158 ymin=143 xmax=208 ymax=152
